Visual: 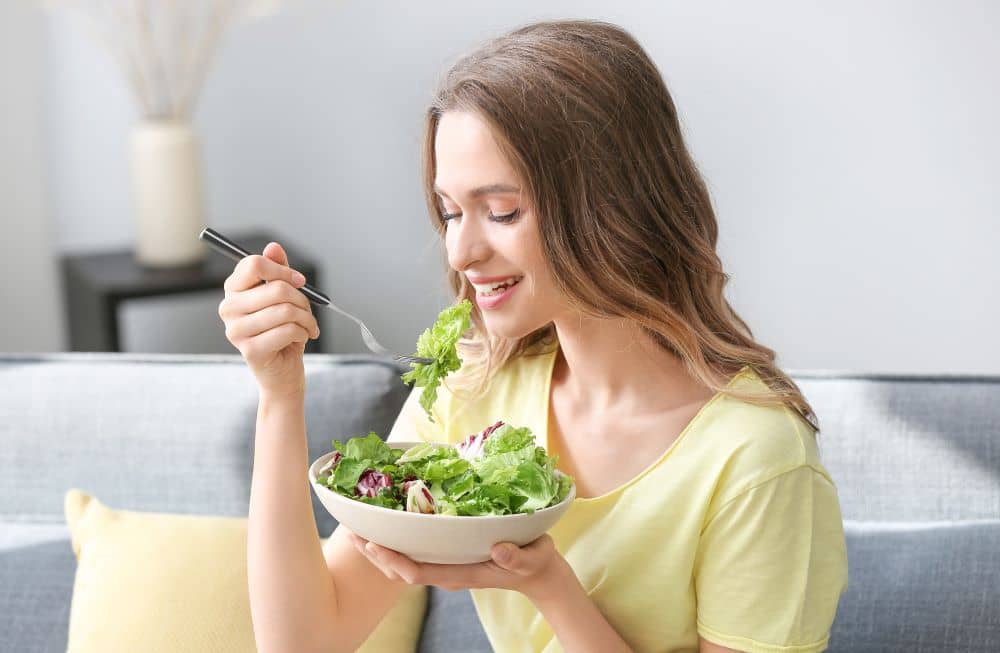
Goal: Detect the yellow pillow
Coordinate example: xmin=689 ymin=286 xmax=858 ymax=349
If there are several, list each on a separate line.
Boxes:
xmin=64 ymin=489 xmax=427 ymax=652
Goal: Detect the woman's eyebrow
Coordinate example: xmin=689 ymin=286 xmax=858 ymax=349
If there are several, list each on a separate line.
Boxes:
xmin=433 ymin=182 xmax=520 ymax=199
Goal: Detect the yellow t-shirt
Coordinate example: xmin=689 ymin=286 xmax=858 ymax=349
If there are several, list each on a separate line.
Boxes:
xmin=387 ymin=346 xmax=849 ymax=653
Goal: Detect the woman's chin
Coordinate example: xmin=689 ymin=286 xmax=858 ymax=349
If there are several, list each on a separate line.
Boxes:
xmin=481 ymin=314 xmax=547 ymax=340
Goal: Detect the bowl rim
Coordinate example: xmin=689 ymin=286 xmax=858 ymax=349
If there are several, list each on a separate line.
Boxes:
xmin=309 ymin=441 xmax=577 ymax=521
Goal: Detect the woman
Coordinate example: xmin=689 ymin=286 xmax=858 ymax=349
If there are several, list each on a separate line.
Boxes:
xmin=220 ymin=19 xmax=848 ymax=653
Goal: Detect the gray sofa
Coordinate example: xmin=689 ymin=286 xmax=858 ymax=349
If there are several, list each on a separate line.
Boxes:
xmin=1 ymin=352 xmax=998 ymax=652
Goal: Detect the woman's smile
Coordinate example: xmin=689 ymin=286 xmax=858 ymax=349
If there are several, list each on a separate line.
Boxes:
xmin=475 ymin=275 xmax=523 ymax=309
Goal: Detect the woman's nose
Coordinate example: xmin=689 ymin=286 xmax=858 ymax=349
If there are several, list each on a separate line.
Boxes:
xmin=446 ymin=216 xmax=489 ymax=271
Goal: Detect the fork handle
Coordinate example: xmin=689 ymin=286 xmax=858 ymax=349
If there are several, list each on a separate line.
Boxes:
xmin=200 ymin=228 xmax=332 ymax=307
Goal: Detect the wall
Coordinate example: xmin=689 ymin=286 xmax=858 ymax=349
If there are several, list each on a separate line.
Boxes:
xmin=0 ymin=1 xmax=64 ymax=352
xmin=7 ymin=0 xmax=998 ymax=372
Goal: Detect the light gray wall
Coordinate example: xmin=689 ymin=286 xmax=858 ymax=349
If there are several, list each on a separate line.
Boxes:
xmin=0 ymin=1 xmax=64 ymax=353
xmin=6 ymin=0 xmax=999 ymax=373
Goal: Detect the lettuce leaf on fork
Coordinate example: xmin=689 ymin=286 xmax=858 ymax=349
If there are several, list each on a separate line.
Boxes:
xmin=400 ymin=299 xmax=473 ymax=422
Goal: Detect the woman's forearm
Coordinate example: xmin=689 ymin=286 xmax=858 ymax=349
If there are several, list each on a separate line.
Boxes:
xmin=531 ymin=565 xmax=635 ymax=653
xmin=247 ymin=392 xmax=338 ymax=653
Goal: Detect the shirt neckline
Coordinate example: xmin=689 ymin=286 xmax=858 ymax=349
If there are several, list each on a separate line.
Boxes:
xmin=539 ymin=345 xmax=752 ymax=504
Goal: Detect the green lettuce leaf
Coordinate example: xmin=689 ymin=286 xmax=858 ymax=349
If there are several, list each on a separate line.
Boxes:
xmin=554 ymin=473 xmax=574 ymax=504
xmin=327 ymin=458 xmax=368 ymax=494
xmin=421 ymin=457 xmax=472 ymax=483
xmin=507 ymin=460 xmax=559 ymax=512
xmin=356 ymin=490 xmax=403 ymax=510
xmin=482 ymin=424 xmax=536 ymax=456
xmin=441 ymin=469 xmax=476 ymax=499
xmin=332 ymin=432 xmax=396 ymax=465
xmin=396 ymin=442 xmax=439 ymax=463
xmin=473 ymin=443 xmax=538 ymax=483
xmin=399 ymin=299 xmax=473 ymax=422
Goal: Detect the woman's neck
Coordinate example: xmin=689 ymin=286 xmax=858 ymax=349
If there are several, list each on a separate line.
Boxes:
xmin=549 ymin=314 xmax=712 ymax=418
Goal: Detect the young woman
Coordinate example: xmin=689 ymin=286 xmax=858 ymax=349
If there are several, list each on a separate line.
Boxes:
xmin=220 ymin=19 xmax=848 ymax=653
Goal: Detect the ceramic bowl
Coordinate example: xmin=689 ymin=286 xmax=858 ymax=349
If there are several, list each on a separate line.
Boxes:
xmin=308 ymin=441 xmax=576 ymax=564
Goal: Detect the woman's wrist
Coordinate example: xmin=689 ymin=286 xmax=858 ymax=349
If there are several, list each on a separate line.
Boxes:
xmin=256 ymin=390 xmax=306 ymax=433
xmin=526 ymin=554 xmax=581 ymax=607
xmin=528 ymin=561 xmax=634 ymax=653
xmin=259 ymin=387 xmax=306 ymax=406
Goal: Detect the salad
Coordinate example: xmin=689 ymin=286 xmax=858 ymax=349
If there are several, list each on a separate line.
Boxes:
xmin=399 ymin=299 xmax=472 ymax=422
xmin=315 ymin=421 xmax=574 ymax=516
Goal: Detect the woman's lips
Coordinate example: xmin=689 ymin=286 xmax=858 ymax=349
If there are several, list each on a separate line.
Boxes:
xmin=475 ymin=277 xmax=522 ymax=310
xmin=470 ymin=275 xmax=524 ymax=295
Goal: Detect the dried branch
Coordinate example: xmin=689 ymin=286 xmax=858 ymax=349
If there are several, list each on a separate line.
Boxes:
xmin=40 ymin=0 xmax=295 ymax=121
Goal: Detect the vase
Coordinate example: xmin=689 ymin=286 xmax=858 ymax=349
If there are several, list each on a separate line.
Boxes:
xmin=129 ymin=120 xmax=207 ymax=268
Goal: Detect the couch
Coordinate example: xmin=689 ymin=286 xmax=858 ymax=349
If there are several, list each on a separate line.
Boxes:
xmin=1 ymin=352 xmax=998 ymax=652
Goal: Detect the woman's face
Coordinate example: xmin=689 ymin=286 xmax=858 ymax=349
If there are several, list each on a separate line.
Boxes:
xmin=434 ymin=110 xmax=565 ymax=338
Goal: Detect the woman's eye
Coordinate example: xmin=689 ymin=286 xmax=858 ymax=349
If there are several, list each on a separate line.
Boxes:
xmin=489 ymin=209 xmax=520 ymax=223
xmin=439 ymin=208 xmax=520 ymax=224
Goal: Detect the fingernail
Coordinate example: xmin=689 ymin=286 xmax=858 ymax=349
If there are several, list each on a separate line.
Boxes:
xmin=292 ymin=271 xmax=306 ymax=285
xmin=366 ymin=543 xmax=379 ymax=559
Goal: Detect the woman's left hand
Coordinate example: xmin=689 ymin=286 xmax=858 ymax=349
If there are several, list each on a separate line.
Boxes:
xmin=348 ymin=530 xmax=570 ymax=603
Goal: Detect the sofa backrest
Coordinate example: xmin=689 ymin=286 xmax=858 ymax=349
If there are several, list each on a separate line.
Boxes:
xmin=795 ymin=372 xmax=1000 ymax=522
xmin=0 ymin=352 xmax=411 ymax=538
xmin=6 ymin=355 xmax=996 ymax=527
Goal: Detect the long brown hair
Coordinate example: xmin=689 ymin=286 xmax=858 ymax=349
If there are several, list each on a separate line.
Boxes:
xmin=421 ymin=19 xmax=819 ymax=432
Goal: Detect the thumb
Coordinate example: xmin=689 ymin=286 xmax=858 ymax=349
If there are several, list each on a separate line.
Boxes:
xmin=262 ymin=241 xmax=290 ymax=267
xmin=491 ymin=542 xmax=532 ymax=574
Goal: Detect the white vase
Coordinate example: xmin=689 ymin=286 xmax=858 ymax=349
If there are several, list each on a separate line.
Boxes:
xmin=129 ymin=120 xmax=207 ymax=267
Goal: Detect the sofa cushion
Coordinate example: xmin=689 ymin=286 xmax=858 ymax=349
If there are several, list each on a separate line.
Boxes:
xmin=0 ymin=523 xmax=74 ymax=652
xmin=830 ymin=520 xmax=1000 ymax=652
xmin=418 ymin=587 xmax=492 ymax=653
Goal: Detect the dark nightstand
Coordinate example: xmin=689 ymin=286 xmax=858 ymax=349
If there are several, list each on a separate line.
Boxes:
xmin=61 ymin=231 xmax=324 ymax=353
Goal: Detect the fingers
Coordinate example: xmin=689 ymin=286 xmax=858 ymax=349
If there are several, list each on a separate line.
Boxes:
xmin=225 ymin=303 xmax=321 ymax=343
xmin=347 ymin=534 xmax=530 ymax=592
xmin=348 ymin=533 xmax=404 ymax=582
xmin=525 ymin=533 xmax=553 ymax=552
xmin=238 ymin=323 xmax=310 ymax=363
xmin=218 ymin=248 xmax=320 ymax=347
xmin=351 ymin=535 xmax=491 ymax=590
xmin=221 ymin=277 xmax=318 ymax=327
xmin=224 ymin=272 xmax=311 ymax=312
xmin=223 ymin=249 xmax=305 ymax=293
xmin=262 ymin=241 xmax=289 ymax=267
xmin=489 ymin=536 xmax=547 ymax=576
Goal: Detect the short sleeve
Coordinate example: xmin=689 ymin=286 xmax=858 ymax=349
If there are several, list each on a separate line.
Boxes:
xmin=386 ymin=385 xmax=448 ymax=445
xmin=694 ymin=465 xmax=849 ymax=653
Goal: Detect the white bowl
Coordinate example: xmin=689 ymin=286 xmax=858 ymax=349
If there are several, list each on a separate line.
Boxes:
xmin=308 ymin=441 xmax=576 ymax=564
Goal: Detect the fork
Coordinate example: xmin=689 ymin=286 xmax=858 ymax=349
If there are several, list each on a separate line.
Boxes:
xmin=199 ymin=228 xmax=434 ymax=366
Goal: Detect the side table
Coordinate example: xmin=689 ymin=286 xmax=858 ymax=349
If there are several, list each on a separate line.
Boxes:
xmin=61 ymin=231 xmax=324 ymax=353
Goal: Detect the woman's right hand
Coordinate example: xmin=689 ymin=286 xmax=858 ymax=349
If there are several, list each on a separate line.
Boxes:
xmin=218 ymin=241 xmax=321 ymax=399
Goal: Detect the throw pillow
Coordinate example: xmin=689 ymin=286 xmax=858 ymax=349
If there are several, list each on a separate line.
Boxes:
xmin=64 ymin=489 xmax=427 ymax=652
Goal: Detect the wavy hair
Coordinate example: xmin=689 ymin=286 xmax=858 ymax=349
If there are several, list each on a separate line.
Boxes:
xmin=421 ymin=19 xmax=818 ymax=432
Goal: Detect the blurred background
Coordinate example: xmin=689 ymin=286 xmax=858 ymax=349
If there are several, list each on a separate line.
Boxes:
xmin=1 ymin=0 xmax=997 ymax=373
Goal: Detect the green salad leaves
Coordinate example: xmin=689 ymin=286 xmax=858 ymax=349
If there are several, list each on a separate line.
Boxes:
xmin=316 ymin=422 xmax=574 ymax=516
xmin=400 ymin=299 xmax=473 ymax=422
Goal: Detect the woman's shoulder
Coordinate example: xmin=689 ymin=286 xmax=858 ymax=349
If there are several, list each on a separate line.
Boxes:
xmin=690 ymin=367 xmax=833 ymax=503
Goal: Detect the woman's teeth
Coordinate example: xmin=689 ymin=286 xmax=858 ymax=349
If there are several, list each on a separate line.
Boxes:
xmin=472 ymin=276 xmax=523 ymax=296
